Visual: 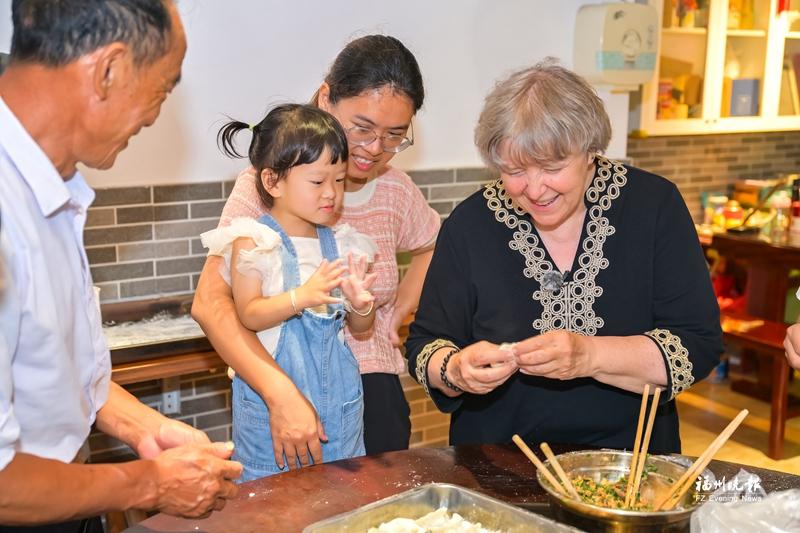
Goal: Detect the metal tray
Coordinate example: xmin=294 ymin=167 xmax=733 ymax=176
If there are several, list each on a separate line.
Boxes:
xmin=302 ymin=483 xmax=583 ymax=532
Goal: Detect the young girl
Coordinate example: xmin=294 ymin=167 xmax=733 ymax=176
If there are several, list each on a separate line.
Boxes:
xmin=201 ymin=104 xmax=378 ymax=481
xmin=195 ymin=35 xmax=439 ymax=456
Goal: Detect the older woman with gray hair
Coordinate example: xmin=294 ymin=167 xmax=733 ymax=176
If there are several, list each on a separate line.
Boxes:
xmin=406 ymin=60 xmax=722 ymax=453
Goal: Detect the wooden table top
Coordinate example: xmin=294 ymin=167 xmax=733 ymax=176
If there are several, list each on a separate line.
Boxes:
xmin=128 ymin=444 xmax=800 ymax=533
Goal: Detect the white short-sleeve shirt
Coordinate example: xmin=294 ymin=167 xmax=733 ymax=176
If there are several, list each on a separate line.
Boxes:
xmin=0 ymin=96 xmax=111 ymax=469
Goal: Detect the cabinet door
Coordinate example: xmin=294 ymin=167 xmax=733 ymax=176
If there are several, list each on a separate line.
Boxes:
xmin=711 ymin=0 xmax=773 ymax=131
xmin=639 ymin=0 xmax=715 ymax=134
xmin=776 ymin=9 xmax=800 ymax=120
xmin=635 ymin=0 xmax=800 ymax=135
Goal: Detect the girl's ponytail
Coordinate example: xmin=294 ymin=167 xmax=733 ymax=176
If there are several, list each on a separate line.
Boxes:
xmin=217 ymin=119 xmax=251 ymax=159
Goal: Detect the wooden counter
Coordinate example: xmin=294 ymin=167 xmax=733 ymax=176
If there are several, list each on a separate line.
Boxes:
xmin=128 ymin=444 xmax=800 ymax=533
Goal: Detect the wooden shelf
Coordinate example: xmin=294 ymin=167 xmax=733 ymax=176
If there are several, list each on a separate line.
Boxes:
xmin=663 ymin=27 xmax=708 ymax=36
xmin=112 ymin=350 xmax=223 ymax=385
xmin=726 ymin=29 xmax=768 ymax=38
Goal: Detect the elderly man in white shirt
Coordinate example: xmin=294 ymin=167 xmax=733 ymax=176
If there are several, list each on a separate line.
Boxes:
xmin=0 ymin=1 xmax=241 ymax=530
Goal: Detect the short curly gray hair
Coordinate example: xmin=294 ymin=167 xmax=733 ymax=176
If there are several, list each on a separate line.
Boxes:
xmin=475 ymin=58 xmax=611 ymax=174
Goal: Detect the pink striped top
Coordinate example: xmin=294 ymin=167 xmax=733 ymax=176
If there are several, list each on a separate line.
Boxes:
xmin=218 ymin=165 xmax=441 ymax=375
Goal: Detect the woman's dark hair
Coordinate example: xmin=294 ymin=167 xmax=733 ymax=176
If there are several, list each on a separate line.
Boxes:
xmin=218 ymin=104 xmax=349 ymax=208
xmin=10 ymin=0 xmax=173 ymax=67
xmin=314 ymin=35 xmax=425 ymax=112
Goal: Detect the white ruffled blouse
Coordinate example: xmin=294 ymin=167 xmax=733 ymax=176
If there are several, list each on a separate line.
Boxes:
xmin=200 ymin=217 xmax=378 ymax=354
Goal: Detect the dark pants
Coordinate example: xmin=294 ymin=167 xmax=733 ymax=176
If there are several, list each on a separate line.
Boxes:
xmin=362 ymin=373 xmax=411 ymax=454
xmin=0 ymin=518 xmax=102 ymax=533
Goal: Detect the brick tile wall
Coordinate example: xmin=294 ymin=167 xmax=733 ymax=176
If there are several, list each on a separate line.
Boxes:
xmin=628 ymin=131 xmax=800 ymax=221
xmin=88 ymin=133 xmax=800 ymax=461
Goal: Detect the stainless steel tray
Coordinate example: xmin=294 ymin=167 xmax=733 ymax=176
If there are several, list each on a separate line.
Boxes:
xmin=303 ymin=483 xmax=584 ymax=532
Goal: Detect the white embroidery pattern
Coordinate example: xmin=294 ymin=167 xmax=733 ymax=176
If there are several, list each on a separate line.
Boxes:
xmin=644 ymin=328 xmax=694 ymax=399
xmin=483 ymin=156 xmax=627 ymax=335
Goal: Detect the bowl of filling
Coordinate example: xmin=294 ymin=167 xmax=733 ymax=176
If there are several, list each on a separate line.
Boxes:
xmin=536 ymin=449 xmax=711 ymax=533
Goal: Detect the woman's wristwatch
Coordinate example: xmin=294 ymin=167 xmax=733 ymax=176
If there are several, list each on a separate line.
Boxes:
xmin=440 ymin=348 xmax=464 ymax=393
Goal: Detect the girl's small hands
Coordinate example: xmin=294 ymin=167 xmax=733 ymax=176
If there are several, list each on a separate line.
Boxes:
xmin=341 ymin=253 xmax=378 ymax=311
xmin=296 ymin=259 xmax=346 ymax=310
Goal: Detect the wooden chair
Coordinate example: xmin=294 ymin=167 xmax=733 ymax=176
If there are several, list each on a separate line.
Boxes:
xmin=720 ymin=313 xmax=797 ymax=459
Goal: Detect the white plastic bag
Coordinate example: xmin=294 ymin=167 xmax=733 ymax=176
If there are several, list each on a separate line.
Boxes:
xmin=691 ymin=469 xmax=800 ymax=532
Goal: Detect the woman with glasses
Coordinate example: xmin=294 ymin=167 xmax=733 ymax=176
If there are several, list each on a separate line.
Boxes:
xmin=193 ymin=35 xmax=439 ymax=465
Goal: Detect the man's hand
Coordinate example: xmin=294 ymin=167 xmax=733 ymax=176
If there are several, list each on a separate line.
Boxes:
xmin=136 ymin=417 xmax=210 ymax=459
xmin=150 ymin=441 xmax=242 ymax=518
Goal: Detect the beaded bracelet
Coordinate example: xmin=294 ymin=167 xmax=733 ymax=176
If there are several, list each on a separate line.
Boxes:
xmin=440 ymin=348 xmax=464 ymax=393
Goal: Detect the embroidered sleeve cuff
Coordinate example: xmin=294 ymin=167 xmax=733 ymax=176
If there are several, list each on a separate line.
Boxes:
xmin=414 ymin=338 xmax=459 ymax=397
xmin=644 ymin=328 xmax=695 ymax=400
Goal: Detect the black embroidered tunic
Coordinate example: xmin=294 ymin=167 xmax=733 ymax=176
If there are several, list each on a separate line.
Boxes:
xmin=406 ymin=157 xmax=722 ymax=453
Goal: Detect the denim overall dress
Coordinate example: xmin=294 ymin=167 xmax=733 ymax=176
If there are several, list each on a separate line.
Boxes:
xmin=232 ymin=214 xmax=365 ymax=482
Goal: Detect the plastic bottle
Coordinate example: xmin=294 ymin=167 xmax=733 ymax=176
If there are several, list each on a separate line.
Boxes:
xmin=771 ymin=190 xmax=791 ymax=237
xmin=791 ymin=179 xmax=800 ymax=234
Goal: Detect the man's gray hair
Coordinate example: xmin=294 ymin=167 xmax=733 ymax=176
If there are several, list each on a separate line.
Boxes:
xmin=10 ymin=0 xmax=173 ymax=67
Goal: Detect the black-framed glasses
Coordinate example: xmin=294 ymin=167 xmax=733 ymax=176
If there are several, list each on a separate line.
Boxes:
xmin=344 ymin=121 xmax=414 ymax=153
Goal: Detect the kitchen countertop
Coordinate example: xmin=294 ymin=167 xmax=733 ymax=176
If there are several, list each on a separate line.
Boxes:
xmin=101 ymin=294 xmax=211 ymax=366
xmin=127 ymin=443 xmax=800 ymax=533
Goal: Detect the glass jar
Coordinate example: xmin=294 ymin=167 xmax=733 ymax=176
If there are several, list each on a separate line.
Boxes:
xmin=723 ymin=200 xmax=744 ymax=228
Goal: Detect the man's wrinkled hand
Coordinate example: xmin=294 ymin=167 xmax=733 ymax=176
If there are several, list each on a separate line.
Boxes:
xmin=151 ymin=441 xmax=242 ymax=518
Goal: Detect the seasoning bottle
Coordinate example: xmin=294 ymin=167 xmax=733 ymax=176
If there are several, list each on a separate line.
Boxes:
xmin=709 ymin=195 xmax=728 ymax=230
xmin=791 ymin=178 xmax=800 ymax=235
xmin=723 ymin=200 xmax=744 ymax=229
xmin=770 ymin=190 xmax=791 ymax=237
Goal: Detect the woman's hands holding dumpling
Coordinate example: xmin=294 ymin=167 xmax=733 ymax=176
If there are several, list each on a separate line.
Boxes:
xmin=512 ymin=330 xmax=595 ymax=380
xmin=440 ymin=330 xmax=597 ymax=397
xmin=443 ymin=341 xmax=518 ymax=395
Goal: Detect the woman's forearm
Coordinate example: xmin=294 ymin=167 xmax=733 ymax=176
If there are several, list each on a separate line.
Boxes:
xmin=394 ymin=248 xmax=433 ymax=318
xmin=586 ymin=335 xmax=668 ymax=393
xmin=192 ymin=257 xmax=298 ymax=403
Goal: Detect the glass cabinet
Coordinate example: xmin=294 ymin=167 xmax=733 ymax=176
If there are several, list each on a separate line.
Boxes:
xmin=633 ymin=0 xmax=800 ymax=135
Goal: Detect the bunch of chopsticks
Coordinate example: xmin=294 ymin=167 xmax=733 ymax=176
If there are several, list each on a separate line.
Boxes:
xmin=512 ymin=384 xmax=749 ymax=511
xmin=512 ymin=435 xmax=581 ymax=500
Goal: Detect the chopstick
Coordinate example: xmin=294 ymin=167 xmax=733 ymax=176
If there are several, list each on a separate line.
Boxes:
xmin=540 ymin=442 xmax=580 ymax=500
xmin=512 ymin=434 xmax=569 ymax=498
xmin=624 ymin=383 xmax=650 ymax=508
xmin=628 ymin=387 xmax=661 ymax=509
xmin=654 ymin=408 xmax=749 ymax=511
